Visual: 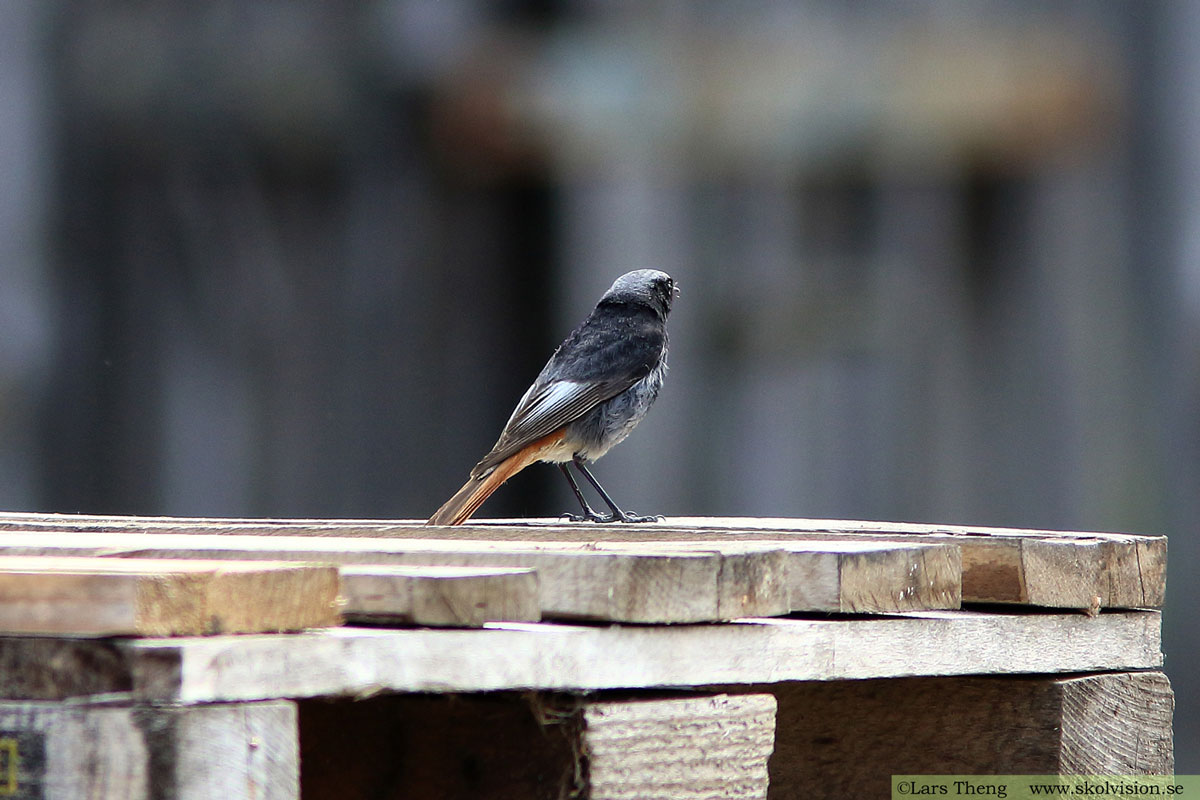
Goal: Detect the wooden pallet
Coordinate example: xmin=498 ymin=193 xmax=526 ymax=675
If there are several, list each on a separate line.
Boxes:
xmin=0 ymin=514 xmax=1170 ymax=800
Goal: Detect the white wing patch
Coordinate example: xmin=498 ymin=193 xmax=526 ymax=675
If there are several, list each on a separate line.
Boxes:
xmin=508 ymin=380 xmax=588 ymax=433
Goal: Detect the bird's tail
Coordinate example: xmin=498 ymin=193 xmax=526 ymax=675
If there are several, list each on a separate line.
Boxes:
xmin=426 ymin=445 xmax=547 ymax=526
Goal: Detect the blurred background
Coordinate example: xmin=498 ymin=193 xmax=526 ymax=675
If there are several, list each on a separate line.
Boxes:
xmin=0 ymin=0 xmax=1196 ymax=766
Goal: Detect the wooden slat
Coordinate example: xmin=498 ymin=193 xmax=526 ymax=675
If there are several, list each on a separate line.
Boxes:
xmin=777 ymin=540 xmax=960 ymax=613
xmin=0 ymin=557 xmax=340 ymax=636
xmin=760 ymin=671 xmax=1173 ymax=798
xmin=586 ymin=539 xmax=961 ymax=613
xmin=0 ymin=512 xmax=1162 ymax=609
xmin=0 ymin=528 xmax=960 ymax=615
xmin=0 ymin=700 xmax=298 ymax=800
xmin=0 ymin=533 xmax=789 ymax=624
xmin=457 ymin=517 xmax=1165 ymax=610
xmin=1058 ymin=671 xmax=1176 ymax=773
xmin=457 ymin=518 xmax=1164 ymax=611
xmin=117 ymin=609 xmax=1160 ymax=703
xmin=340 ymin=565 xmax=540 ymax=626
xmin=582 ymin=694 xmax=776 ymax=800
xmin=668 ymin=517 xmax=1168 ymax=610
xmin=0 ymin=609 xmax=1159 ymax=702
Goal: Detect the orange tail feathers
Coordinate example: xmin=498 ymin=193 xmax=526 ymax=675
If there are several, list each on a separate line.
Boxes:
xmin=427 ymin=433 xmax=565 ymax=525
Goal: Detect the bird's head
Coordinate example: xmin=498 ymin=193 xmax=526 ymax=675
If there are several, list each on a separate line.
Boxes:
xmin=603 ymin=269 xmax=677 ymax=318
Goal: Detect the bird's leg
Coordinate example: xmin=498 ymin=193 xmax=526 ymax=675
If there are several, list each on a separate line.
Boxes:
xmin=557 ymin=463 xmax=610 ymax=522
xmin=571 ymin=457 xmax=661 ymax=523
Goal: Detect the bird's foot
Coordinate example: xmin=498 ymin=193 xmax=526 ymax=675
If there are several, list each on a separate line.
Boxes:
xmin=559 ymin=510 xmax=662 ymax=523
xmin=558 ymin=509 xmax=610 ymax=523
xmin=609 ymin=511 xmax=663 ymax=523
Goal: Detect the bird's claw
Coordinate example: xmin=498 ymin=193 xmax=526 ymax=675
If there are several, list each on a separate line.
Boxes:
xmin=559 ymin=510 xmax=662 ymax=523
xmin=609 ymin=511 xmax=662 ymax=523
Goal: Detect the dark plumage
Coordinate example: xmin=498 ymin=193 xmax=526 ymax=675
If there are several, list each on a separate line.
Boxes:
xmin=428 ymin=269 xmax=676 ymax=525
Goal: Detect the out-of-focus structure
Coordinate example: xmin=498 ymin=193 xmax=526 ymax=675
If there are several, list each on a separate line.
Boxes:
xmin=0 ymin=0 xmax=1197 ymax=764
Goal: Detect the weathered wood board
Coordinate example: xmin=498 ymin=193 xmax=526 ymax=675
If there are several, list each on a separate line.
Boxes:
xmin=340 ymin=565 xmax=540 ymax=626
xmin=113 ymin=609 xmax=1162 ymax=703
xmin=0 ymin=700 xmax=297 ymax=800
xmin=756 ymin=671 xmax=1173 ymax=798
xmin=0 ymin=533 xmax=789 ymax=624
xmin=774 ymin=539 xmax=959 ymax=613
xmin=653 ymin=517 xmax=1167 ymax=610
xmin=0 ymin=512 xmax=1162 ymax=609
xmin=0 ymin=557 xmax=340 ymax=636
xmin=580 ymin=538 xmax=961 ymax=613
xmin=0 ymin=529 xmax=961 ymax=616
xmin=0 ymin=677 xmax=1161 ymax=800
xmin=455 ymin=516 xmax=1167 ymax=610
xmin=583 ymin=693 xmax=776 ymax=800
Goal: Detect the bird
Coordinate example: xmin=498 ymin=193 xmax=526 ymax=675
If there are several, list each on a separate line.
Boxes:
xmin=427 ymin=269 xmax=677 ymax=525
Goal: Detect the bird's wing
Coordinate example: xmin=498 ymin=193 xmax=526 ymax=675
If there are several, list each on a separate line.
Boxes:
xmin=470 ymin=302 xmax=667 ymax=477
xmin=471 ymin=375 xmax=637 ymax=477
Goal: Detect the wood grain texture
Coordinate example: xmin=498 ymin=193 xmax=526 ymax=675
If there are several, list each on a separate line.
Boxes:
xmin=0 ymin=700 xmax=297 ymax=800
xmin=668 ymin=517 xmax=1168 ymax=610
xmin=0 ymin=512 xmax=1161 ymax=609
xmin=585 ymin=539 xmax=961 ymax=613
xmin=340 ymin=565 xmax=540 ymax=626
xmin=0 ymin=529 xmax=960 ymax=616
xmin=166 ymin=701 xmax=299 ymax=800
xmin=0 ymin=557 xmax=340 ymax=636
xmin=751 ymin=671 xmax=1173 ymax=799
xmin=820 ymin=541 xmax=960 ymax=613
xmin=0 ymin=533 xmax=788 ymax=623
xmin=113 ymin=610 xmax=1161 ymax=703
xmin=583 ymin=694 xmax=776 ymax=800
xmin=449 ymin=517 xmax=1166 ymax=610
xmin=1059 ymin=671 xmax=1175 ymax=773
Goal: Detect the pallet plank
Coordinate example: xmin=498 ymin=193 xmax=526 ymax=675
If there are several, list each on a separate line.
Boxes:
xmin=0 ymin=609 xmax=1158 ymax=702
xmin=0 ymin=513 xmax=1161 ymax=609
xmin=0 ymin=557 xmax=340 ymax=636
xmin=340 ymin=565 xmax=540 ymax=626
xmin=590 ymin=539 xmax=961 ymax=613
xmin=666 ymin=517 xmax=1168 ymax=610
xmin=583 ymin=693 xmax=776 ymax=800
xmin=0 ymin=700 xmax=298 ymax=800
xmin=0 ymin=530 xmax=959 ymax=615
xmin=758 ymin=671 xmax=1173 ymax=798
xmin=0 ymin=534 xmax=789 ymax=624
xmin=444 ymin=517 xmax=1166 ymax=610
xmin=112 ymin=609 xmax=1163 ymax=704
xmin=786 ymin=540 xmax=960 ymax=613
xmin=1058 ymin=671 xmax=1175 ymax=772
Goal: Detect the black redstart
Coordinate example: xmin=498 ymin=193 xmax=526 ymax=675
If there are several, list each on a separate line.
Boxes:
xmin=427 ymin=269 xmax=677 ymax=525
